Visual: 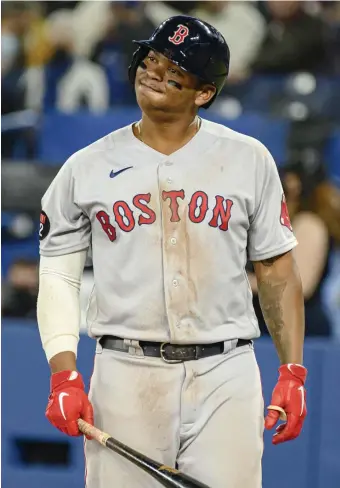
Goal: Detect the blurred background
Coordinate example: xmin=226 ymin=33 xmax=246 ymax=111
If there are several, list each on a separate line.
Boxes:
xmin=1 ymin=1 xmax=340 ymax=488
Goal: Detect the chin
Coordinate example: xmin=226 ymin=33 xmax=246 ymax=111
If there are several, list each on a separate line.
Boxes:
xmin=136 ymin=90 xmax=169 ymax=112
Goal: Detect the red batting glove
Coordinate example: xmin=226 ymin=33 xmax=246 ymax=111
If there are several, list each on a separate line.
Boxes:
xmin=45 ymin=370 xmax=94 ymax=439
xmin=265 ymin=364 xmax=307 ymax=445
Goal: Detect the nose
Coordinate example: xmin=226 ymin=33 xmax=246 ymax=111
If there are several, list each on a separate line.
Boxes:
xmin=146 ymin=63 xmax=164 ymax=82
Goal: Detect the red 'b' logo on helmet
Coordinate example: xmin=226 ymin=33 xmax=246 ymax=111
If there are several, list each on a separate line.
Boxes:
xmin=168 ymin=24 xmax=189 ymax=45
xmin=280 ymin=194 xmax=293 ymax=231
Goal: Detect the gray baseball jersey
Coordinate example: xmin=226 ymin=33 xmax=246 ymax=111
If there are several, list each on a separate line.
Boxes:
xmin=39 ymin=118 xmax=297 ymax=343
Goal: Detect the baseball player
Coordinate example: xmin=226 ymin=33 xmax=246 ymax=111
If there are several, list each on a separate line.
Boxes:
xmin=37 ymin=16 xmax=307 ymax=488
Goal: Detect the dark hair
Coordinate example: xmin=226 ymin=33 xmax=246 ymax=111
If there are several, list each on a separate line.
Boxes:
xmin=11 ymin=258 xmax=38 ymax=269
xmin=281 ymin=160 xmax=340 ymax=244
xmin=280 ymin=158 xmax=327 ymax=211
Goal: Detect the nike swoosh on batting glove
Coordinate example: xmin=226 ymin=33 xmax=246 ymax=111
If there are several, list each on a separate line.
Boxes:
xmin=45 ymin=370 xmax=94 ymax=439
xmin=265 ymin=363 xmax=307 ymax=445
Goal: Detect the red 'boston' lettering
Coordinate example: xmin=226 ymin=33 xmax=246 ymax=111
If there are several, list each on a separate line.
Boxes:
xmin=162 ymin=190 xmax=185 ymax=222
xmin=208 ymin=196 xmax=233 ymax=231
xmin=96 ymin=210 xmax=117 ymax=241
xmin=133 ymin=193 xmax=156 ymax=225
xmin=189 ymin=191 xmax=208 ymax=224
xmin=113 ymin=201 xmax=135 ymax=232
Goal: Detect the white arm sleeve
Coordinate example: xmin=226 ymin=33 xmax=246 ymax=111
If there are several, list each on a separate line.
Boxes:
xmin=37 ymin=250 xmax=87 ymax=362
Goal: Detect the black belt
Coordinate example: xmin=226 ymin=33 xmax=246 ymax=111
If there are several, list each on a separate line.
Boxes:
xmin=99 ymin=335 xmax=252 ymax=363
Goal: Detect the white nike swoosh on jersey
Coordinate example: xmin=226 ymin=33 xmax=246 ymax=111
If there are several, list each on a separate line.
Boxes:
xmin=298 ymin=386 xmax=305 ymax=416
xmin=59 ymin=392 xmax=69 ymax=420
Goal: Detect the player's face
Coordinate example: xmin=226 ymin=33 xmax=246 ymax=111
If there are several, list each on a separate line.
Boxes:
xmin=135 ymin=50 xmax=216 ymax=114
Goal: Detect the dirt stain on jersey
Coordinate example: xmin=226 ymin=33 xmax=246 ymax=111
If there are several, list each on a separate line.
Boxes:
xmin=135 ymin=366 xmax=181 ymax=451
xmin=160 ymin=185 xmax=214 ymax=340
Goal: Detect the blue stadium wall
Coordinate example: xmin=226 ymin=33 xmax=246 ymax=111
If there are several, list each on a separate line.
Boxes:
xmin=5 ymin=109 xmax=339 ymax=183
xmin=2 ymin=321 xmax=340 ymax=488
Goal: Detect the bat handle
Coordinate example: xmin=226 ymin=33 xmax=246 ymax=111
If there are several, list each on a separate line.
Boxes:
xmin=77 ymin=419 xmax=110 ymax=445
xmin=267 ymin=405 xmax=287 ymax=421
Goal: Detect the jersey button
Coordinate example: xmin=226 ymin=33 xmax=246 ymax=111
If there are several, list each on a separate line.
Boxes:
xmin=167 ymin=177 xmax=172 ymax=184
xmin=172 ymin=279 xmax=179 ymax=287
xmin=170 ymin=237 xmax=177 ymax=245
xmin=165 ymin=161 xmax=173 ymax=166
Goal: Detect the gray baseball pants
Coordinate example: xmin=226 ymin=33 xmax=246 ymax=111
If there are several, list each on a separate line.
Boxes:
xmin=85 ymin=340 xmax=264 ymax=488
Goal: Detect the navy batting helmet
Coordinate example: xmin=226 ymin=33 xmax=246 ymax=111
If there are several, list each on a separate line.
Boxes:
xmin=128 ymin=15 xmax=230 ymax=109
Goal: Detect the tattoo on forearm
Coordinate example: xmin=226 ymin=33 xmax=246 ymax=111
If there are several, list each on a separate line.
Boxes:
xmin=258 ymin=280 xmax=287 ymax=349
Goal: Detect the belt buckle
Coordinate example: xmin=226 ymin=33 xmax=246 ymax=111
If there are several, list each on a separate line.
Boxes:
xmin=160 ymin=343 xmax=183 ymax=364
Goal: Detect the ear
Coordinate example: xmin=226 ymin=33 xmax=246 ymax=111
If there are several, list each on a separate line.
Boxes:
xmin=195 ymin=84 xmax=216 ymax=108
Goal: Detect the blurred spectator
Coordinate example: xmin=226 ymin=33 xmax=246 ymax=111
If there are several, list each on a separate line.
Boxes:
xmin=70 ymin=0 xmax=114 ymax=58
xmin=163 ymin=1 xmax=197 ymax=15
xmin=1 ymin=26 xmax=26 ymax=156
xmin=24 ymin=9 xmax=109 ymax=113
xmin=2 ymin=258 xmax=38 ymax=319
xmin=191 ymin=1 xmax=266 ymax=82
xmin=313 ymin=179 xmax=340 ymax=245
xmin=144 ymin=0 xmax=199 ymax=27
xmin=2 ymin=3 xmax=26 ymax=115
xmin=1 ymin=1 xmax=52 ymax=68
xmin=252 ymin=1 xmax=327 ymax=74
xmin=1 ymin=24 xmax=22 ymax=80
xmin=320 ymin=0 xmax=340 ymax=75
xmin=1 ymin=3 xmax=41 ymax=157
xmin=90 ymin=1 xmax=155 ymax=105
xmin=322 ymin=249 xmax=340 ymax=341
xmin=249 ymin=158 xmax=340 ymax=337
xmin=71 ymin=1 xmax=154 ymax=60
xmin=44 ymin=1 xmax=80 ymax=17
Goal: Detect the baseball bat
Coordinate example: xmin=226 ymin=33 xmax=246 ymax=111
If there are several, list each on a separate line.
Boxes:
xmin=78 ymin=419 xmax=210 ymax=488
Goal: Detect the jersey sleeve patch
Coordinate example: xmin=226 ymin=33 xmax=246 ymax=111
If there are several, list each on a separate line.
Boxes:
xmin=280 ymin=194 xmax=293 ymax=232
xmin=39 ymin=211 xmax=50 ymax=240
